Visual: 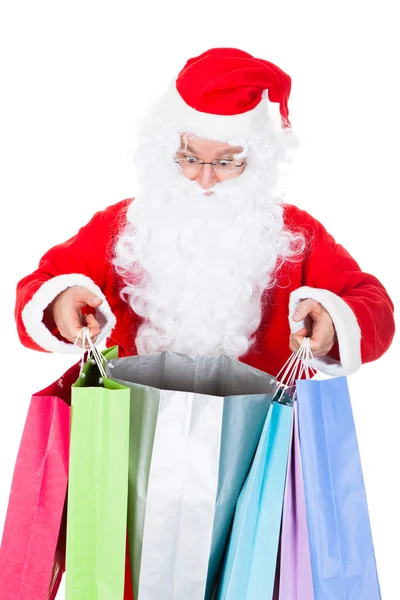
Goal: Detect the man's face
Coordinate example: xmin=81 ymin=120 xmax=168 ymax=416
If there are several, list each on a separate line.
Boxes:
xmin=175 ymin=135 xmax=245 ymax=194
xmin=117 ymin=128 xmax=291 ymax=358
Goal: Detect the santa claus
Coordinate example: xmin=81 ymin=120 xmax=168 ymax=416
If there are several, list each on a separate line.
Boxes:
xmin=15 ymin=48 xmax=395 ymax=377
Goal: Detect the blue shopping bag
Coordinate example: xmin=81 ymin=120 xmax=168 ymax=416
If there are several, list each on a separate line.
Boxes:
xmin=296 ymin=376 xmax=381 ymax=600
xmin=217 ymin=400 xmax=293 ymax=600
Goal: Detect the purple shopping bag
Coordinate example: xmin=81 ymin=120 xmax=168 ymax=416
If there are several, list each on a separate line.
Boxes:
xmin=275 ymin=402 xmax=314 ymax=599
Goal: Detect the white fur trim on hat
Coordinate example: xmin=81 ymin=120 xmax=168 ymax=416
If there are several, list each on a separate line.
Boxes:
xmin=21 ymin=274 xmax=117 ymax=354
xmin=163 ymin=80 xmax=268 ymax=142
xmin=289 ymin=286 xmax=362 ymax=376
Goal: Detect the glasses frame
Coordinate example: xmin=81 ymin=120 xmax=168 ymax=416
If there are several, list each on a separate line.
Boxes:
xmin=174 ymin=157 xmax=245 ymax=174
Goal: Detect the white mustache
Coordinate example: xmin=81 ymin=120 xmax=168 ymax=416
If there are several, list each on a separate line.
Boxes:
xmin=171 ymin=171 xmax=239 ymax=198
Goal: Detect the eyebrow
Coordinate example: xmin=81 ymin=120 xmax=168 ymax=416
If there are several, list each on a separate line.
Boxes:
xmin=183 ymin=144 xmax=240 ymax=157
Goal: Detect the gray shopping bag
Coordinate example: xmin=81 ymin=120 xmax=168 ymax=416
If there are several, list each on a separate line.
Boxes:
xmin=106 ymin=352 xmax=276 ymax=600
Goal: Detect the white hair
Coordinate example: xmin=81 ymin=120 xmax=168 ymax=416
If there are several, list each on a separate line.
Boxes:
xmin=113 ymin=91 xmax=305 ymax=359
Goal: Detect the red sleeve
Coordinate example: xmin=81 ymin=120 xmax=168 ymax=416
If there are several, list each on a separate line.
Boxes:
xmin=15 ymin=199 xmax=130 ymax=353
xmin=285 ymin=205 xmax=395 ymax=373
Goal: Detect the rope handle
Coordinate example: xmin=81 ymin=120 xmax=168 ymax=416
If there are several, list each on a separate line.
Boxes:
xmin=73 ymin=327 xmax=107 ymax=380
xmin=273 ymin=338 xmax=320 ymax=402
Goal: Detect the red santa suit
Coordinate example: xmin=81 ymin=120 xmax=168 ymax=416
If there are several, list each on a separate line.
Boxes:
xmin=15 ymin=197 xmax=395 ymax=378
xmin=14 ymin=49 xmax=396 ymax=376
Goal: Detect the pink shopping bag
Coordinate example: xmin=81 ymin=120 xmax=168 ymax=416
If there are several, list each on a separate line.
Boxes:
xmin=0 ymin=361 xmax=79 ymax=599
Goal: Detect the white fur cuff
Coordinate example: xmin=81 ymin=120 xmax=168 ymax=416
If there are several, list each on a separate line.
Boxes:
xmin=289 ymin=286 xmax=362 ymax=376
xmin=21 ymin=274 xmax=117 ymax=354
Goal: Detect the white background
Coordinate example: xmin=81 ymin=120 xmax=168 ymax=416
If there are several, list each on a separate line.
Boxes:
xmin=0 ymin=0 xmax=398 ymax=597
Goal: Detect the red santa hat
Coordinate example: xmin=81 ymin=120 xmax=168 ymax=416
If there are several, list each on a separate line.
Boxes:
xmin=163 ymin=47 xmax=292 ymax=141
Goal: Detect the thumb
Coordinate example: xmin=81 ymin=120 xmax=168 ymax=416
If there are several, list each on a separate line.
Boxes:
xmin=73 ymin=286 xmax=103 ymax=309
xmin=292 ymin=298 xmax=320 ymax=321
xmin=78 ymin=287 xmax=103 ymax=307
xmin=87 ymin=295 xmax=103 ymax=308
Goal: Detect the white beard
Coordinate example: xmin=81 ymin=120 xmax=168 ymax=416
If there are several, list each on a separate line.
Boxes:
xmin=113 ymin=164 xmax=297 ymax=359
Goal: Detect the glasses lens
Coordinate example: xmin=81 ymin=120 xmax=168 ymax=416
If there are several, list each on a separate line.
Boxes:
xmin=176 ymin=157 xmax=201 ymax=171
xmin=213 ymin=160 xmax=242 ymax=173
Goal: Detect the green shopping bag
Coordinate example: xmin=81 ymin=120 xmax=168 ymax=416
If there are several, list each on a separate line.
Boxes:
xmin=65 ymin=346 xmax=131 ymax=600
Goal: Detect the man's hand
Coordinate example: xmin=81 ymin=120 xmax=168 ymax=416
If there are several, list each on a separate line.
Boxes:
xmin=50 ymin=286 xmax=103 ymax=347
xmin=290 ymin=298 xmax=337 ymax=357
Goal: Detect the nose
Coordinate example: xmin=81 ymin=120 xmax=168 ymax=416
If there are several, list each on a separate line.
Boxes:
xmin=195 ymin=163 xmax=218 ymax=190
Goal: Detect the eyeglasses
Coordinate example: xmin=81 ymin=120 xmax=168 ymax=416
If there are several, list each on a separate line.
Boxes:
xmin=174 ymin=156 xmax=245 ymax=174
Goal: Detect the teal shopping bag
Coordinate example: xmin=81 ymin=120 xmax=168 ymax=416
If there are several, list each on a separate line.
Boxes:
xmin=217 ymin=399 xmax=293 ymax=600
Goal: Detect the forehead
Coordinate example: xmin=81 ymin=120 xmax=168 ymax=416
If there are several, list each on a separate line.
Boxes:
xmin=179 ymin=134 xmax=243 ymax=156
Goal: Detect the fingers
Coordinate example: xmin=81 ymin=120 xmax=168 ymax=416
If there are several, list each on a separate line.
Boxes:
xmin=58 ymin=312 xmax=102 ymax=347
xmin=57 ymin=308 xmax=85 ymax=344
xmin=289 ymin=328 xmax=308 ymax=353
xmin=289 ymin=320 xmax=336 ymax=358
xmin=290 ymin=332 xmax=323 ymax=358
xmin=84 ymin=313 xmax=101 ymax=337
xmin=308 ymin=318 xmax=336 ymax=356
xmin=72 ymin=315 xmax=102 ymax=348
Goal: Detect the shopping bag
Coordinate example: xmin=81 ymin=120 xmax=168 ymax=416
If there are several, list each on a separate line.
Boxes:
xmin=297 ymin=376 xmax=381 ymax=600
xmin=106 ymin=351 xmax=276 ymax=600
xmin=216 ymin=399 xmax=293 ymax=600
xmin=276 ymin=401 xmax=314 ymax=600
xmin=65 ymin=346 xmax=131 ymax=600
xmin=0 ymin=360 xmax=79 ymax=600
xmin=47 ymin=497 xmax=68 ymax=600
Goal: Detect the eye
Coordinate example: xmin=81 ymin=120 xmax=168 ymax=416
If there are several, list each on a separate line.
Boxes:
xmin=183 ymin=155 xmax=199 ymax=165
xmin=216 ymin=159 xmax=232 ymax=169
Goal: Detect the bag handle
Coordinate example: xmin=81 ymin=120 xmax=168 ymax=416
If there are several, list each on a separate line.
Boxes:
xmin=273 ymin=338 xmax=320 ymax=402
xmin=72 ymin=327 xmax=107 ymax=380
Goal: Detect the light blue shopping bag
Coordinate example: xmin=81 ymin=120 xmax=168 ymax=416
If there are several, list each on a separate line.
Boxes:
xmin=216 ymin=399 xmax=293 ymax=600
xmin=296 ymin=376 xmax=381 ymax=600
